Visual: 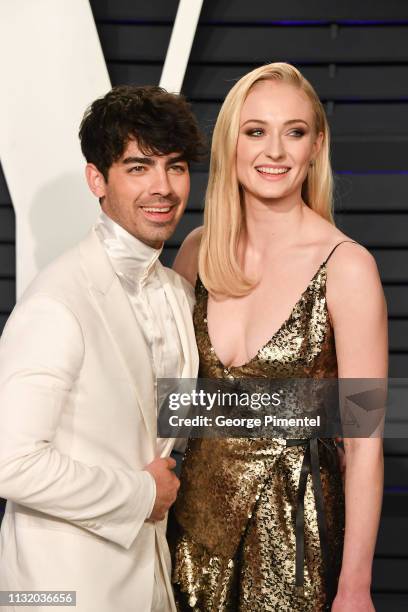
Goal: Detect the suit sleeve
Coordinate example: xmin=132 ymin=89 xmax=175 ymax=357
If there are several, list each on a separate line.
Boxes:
xmin=0 ymin=293 xmax=155 ymax=549
xmin=178 ymin=275 xmax=196 ymax=313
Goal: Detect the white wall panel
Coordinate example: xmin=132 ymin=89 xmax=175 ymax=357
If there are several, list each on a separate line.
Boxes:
xmin=0 ymin=0 xmax=111 ymax=296
xmin=160 ymin=0 xmax=203 ymax=93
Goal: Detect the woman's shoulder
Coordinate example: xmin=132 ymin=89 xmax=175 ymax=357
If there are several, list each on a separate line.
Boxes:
xmin=322 ymin=229 xmax=376 ymax=276
xmin=322 ymin=231 xmax=387 ymax=378
xmin=306 ymin=208 xmax=371 ymax=269
xmin=172 ymin=225 xmax=203 ymax=287
xmin=322 ymin=230 xmax=383 ymax=314
xmin=304 ymin=207 xmax=380 ymax=288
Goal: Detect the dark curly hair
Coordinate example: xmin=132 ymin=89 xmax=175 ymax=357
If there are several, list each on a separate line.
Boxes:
xmin=79 ymin=85 xmax=206 ymax=180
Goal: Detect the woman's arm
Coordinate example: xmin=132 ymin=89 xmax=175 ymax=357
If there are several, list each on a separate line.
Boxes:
xmin=172 ymin=226 xmax=203 ymax=287
xmin=327 ymin=242 xmax=387 ymax=612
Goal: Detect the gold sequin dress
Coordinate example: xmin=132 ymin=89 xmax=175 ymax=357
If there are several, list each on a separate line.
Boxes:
xmin=171 ymin=244 xmax=351 ymax=611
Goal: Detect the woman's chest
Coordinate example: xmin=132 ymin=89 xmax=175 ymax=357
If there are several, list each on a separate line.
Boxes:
xmin=194 ymin=277 xmax=337 ymax=377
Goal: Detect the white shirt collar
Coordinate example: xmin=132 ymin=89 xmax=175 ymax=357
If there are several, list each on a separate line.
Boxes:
xmin=95 ymin=211 xmax=162 ymax=287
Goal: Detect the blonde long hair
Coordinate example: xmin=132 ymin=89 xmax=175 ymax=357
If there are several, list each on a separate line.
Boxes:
xmin=198 ymin=62 xmax=334 ymax=297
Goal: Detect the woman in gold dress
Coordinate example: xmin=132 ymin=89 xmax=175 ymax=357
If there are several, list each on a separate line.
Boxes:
xmin=171 ymin=63 xmax=386 ymax=611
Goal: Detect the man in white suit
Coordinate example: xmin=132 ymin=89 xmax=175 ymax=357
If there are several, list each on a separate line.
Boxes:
xmin=0 ymin=86 xmax=204 ymax=611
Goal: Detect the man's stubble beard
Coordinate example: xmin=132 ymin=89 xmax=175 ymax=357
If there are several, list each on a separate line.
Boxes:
xmin=138 ymin=209 xmax=184 ymax=246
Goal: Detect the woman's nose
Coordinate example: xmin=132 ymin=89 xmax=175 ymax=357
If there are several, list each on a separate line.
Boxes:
xmin=265 ymin=135 xmax=285 ymax=160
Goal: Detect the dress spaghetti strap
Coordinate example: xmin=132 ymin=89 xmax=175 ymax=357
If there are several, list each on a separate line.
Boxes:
xmin=324 ymin=240 xmax=358 ymax=265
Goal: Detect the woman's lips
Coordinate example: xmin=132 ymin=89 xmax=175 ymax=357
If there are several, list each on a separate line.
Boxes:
xmin=255 ymin=166 xmax=291 ymax=180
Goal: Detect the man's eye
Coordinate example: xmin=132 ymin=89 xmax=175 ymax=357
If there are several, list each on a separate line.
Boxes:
xmin=129 ymin=166 xmax=145 ymax=173
xmin=169 ymin=164 xmax=186 ymax=173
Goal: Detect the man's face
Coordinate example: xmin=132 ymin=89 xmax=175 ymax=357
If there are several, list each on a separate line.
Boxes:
xmin=87 ymin=139 xmax=190 ymax=248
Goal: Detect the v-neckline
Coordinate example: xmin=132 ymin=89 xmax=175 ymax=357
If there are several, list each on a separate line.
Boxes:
xmin=202 ymin=262 xmax=327 ymax=371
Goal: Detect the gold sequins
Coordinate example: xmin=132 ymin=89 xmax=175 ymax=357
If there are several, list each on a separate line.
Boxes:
xmin=171 ymin=266 xmax=345 ymax=611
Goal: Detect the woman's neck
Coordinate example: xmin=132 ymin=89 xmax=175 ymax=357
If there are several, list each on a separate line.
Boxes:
xmin=240 ymin=192 xmax=307 ymax=260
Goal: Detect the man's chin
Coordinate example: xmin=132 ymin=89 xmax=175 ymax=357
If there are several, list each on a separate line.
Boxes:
xmin=137 ymin=225 xmax=178 ymax=248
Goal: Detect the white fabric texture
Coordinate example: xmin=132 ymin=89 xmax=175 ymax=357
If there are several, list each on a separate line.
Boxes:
xmin=0 ymin=225 xmax=199 ymax=612
xmin=95 ymin=212 xmax=185 ymax=610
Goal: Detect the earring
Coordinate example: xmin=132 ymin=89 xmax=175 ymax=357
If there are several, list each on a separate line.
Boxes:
xmin=309 ymin=160 xmax=315 ymax=167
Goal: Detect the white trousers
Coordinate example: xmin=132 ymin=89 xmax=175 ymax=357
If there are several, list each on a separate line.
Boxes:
xmin=151 ymin=541 xmax=172 ymax=612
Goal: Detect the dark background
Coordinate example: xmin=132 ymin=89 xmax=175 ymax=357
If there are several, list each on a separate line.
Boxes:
xmin=0 ymin=1 xmax=407 ymax=608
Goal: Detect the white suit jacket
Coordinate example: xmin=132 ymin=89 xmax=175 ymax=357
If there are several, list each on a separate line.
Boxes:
xmin=0 ymin=228 xmax=199 ymax=611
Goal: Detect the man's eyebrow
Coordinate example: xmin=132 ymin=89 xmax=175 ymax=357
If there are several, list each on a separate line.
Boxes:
xmin=166 ymin=155 xmax=187 ymax=165
xmin=121 ymin=155 xmax=187 ymax=166
xmin=122 ymin=156 xmax=154 ymax=166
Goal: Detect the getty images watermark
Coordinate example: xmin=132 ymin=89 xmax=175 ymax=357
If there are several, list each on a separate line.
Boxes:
xmin=156 ymin=378 xmax=398 ymax=439
xmin=165 ymin=387 xmax=321 ymax=430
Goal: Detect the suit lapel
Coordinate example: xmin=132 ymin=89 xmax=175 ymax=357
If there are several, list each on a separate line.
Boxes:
xmin=156 ymin=264 xmax=199 ymax=379
xmin=79 ymin=230 xmax=156 ymax=447
xmin=155 ymin=264 xmax=199 ymax=457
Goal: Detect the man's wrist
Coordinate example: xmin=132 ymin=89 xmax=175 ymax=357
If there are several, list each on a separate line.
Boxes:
xmin=143 ymin=470 xmax=156 ymax=519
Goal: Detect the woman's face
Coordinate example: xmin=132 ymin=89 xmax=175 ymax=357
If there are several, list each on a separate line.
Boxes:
xmin=236 ymin=79 xmax=323 ymax=205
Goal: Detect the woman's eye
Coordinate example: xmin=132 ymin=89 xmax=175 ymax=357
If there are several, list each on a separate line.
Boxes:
xmin=246 ymin=128 xmax=264 ymax=137
xmin=288 ymin=129 xmax=305 ymax=137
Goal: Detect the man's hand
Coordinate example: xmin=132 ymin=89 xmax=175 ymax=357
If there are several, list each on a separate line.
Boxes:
xmin=144 ymin=457 xmax=180 ymax=521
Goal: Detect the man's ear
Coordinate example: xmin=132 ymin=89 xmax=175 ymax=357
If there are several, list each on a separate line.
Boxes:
xmin=85 ymin=163 xmax=107 ymax=199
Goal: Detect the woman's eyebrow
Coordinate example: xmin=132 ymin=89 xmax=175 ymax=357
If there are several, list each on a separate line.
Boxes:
xmin=240 ymin=118 xmax=310 ymax=128
xmin=241 ymin=119 xmax=267 ymax=127
xmin=284 ymin=119 xmax=309 ymax=126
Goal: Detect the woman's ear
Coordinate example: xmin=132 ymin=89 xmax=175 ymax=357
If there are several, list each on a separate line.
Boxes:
xmin=311 ymin=131 xmax=324 ymax=162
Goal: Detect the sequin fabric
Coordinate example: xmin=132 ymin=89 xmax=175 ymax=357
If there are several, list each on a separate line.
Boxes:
xmin=172 ymin=262 xmax=345 ymax=611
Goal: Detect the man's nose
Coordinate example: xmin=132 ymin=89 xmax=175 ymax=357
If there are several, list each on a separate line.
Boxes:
xmin=149 ymin=168 xmax=172 ymax=196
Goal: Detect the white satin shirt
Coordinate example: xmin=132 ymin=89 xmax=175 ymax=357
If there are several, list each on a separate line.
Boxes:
xmin=95 ymin=211 xmax=188 ymax=611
